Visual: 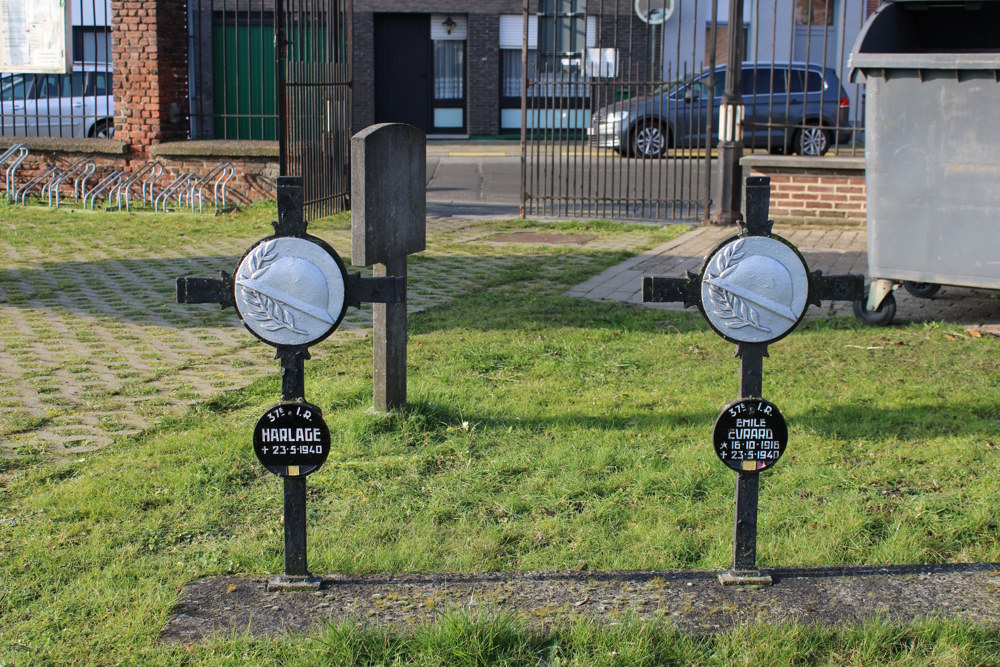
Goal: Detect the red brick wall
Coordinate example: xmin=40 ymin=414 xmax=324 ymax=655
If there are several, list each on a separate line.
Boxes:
xmin=746 ymin=169 xmax=867 ymax=225
xmin=111 ymin=0 xmax=189 ymax=156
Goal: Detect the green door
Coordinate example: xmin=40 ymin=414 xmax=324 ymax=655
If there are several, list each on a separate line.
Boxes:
xmin=213 ymin=22 xmax=277 ymax=140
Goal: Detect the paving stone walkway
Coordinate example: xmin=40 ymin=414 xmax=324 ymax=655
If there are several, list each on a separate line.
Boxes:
xmin=0 ymin=215 xmax=653 ymax=462
xmin=569 ymin=225 xmax=1000 ymax=329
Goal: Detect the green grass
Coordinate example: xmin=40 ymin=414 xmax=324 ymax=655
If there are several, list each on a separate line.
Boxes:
xmin=2 ymin=202 xmax=1000 ymax=664
xmin=175 ymin=615 xmax=1000 ymax=666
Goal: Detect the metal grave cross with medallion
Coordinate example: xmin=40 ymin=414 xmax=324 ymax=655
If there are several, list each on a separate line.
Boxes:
xmin=643 ymin=176 xmax=863 ymax=586
xmin=176 ymin=175 xmax=404 ymax=590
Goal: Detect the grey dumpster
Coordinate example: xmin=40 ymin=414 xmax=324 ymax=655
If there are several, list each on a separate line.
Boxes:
xmin=849 ymin=0 xmax=1000 ymax=325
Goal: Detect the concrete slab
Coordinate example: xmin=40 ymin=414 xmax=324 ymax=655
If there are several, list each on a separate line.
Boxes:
xmin=161 ymin=563 xmax=1000 ymax=643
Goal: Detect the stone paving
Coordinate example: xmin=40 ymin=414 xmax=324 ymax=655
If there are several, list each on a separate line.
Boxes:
xmin=0 ymin=214 xmax=654 ymax=463
xmin=569 ymin=225 xmax=1000 ymax=329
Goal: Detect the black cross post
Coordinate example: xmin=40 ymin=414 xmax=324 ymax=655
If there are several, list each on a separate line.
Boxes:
xmin=643 ymin=176 xmax=863 ymax=585
xmin=177 ymin=175 xmax=404 ymax=590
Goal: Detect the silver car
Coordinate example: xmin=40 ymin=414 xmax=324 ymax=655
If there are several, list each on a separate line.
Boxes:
xmin=0 ymin=67 xmax=114 ymax=138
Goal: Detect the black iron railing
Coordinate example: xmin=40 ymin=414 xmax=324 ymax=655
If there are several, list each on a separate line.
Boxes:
xmin=521 ymin=0 xmax=871 ymax=222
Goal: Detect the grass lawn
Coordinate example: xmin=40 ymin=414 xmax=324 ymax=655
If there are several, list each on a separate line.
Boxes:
xmin=1 ymin=201 xmax=999 ymax=665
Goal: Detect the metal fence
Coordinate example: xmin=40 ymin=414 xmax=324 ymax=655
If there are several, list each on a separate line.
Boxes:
xmin=0 ymin=0 xmax=113 ymax=139
xmin=522 ymin=0 xmax=872 ymax=222
xmin=189 ymin=0 xmax=352 ymax=218
xmin=281 ymin=0 xmax=353 ymax=218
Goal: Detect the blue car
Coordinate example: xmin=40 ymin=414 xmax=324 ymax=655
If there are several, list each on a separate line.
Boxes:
xmin=589 ymin=62 xmax=852 ymax=158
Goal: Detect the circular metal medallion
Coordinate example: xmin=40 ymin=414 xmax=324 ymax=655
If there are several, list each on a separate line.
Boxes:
xmin=253 ymin=402 xmax=330 ymax=477
xmin=234 ymin=236 xmax=348 ymax=348
xmin=712 ymin=398 xmax=788 ymax=473
xmin=700 ymin=235 xmax=810 ymax=345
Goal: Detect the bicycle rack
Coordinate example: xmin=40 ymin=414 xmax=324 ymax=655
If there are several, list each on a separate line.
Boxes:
xmin=85 ymin=171 xmax=125 ymax=210
xmin=187 ymin=161 xmax=236 ymax=213
xmin=39 ymin=167 xmax=65 ymax=205
xmin=140 ymin=161 xmax=163 ymax=209
xmin=213 ymin=162 xmax=237 ymax=213
xmin=48 ymin=158 xmax=96 ymax=208
xmin=112 ymin=161 xmax=163 ymax=211
xmin=15 ymin=166 xmax=60 ymax=205
xmin=2 ymin=144 xmax=29 ymax=200
xmin=155 ymin=173 xmax=196 ymax=212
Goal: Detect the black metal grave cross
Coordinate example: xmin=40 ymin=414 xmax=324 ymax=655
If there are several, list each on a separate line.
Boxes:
xmin=176 ymin=175 xmax=404 ymax=590
xmin=643 ymin=176 xmax=863 ymax=585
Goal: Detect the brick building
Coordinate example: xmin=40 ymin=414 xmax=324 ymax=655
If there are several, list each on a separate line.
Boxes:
xmin=352 ymin=1 xmax=657 ymax=138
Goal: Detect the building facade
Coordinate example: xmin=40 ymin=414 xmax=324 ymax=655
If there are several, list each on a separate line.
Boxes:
xmin=351 ymin=1 xmax=661 ymax=138
xmin=352 ymin=0 xmax=873 ymax=138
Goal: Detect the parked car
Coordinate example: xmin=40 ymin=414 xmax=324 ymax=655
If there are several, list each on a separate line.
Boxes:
xmin=0 ymin=66 xmax=114 ymax=138
xmin=589 ymin=62 xmax=851 ymax=158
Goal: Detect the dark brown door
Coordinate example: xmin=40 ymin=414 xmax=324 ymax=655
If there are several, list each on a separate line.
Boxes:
xmin=374 ymin=14 xmax=431 ymax=132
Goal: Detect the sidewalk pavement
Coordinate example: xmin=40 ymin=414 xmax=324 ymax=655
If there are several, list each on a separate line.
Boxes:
xmin=425 ymin=140 xmax=521 ymax=158
xmin=568 ymin=224 xmax=1000 ymax=332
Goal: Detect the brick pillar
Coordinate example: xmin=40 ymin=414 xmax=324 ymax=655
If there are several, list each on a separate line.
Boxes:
xmin=111 ymin=0 xmax=189 ymax=157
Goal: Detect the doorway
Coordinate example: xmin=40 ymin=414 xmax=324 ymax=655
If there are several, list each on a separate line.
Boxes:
xmin=374 ymin=14 xmax=431 ymax=132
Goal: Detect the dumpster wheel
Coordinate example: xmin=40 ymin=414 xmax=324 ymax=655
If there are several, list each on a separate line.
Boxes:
xmin=903 ymin=281 xmax=941 ymax=299
xmin=853 ymin=290 xmax=896 ymax=326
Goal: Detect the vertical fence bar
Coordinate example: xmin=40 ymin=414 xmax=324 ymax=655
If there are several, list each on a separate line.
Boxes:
xmin=704 ymin=0 xmax=719 ymax=221
xmin=276 ymin=0 xmax=287 ymax=176
xmin=672 ymin=1 xmax=684 ymax=219
xmin=520 ymin=0 xmax=528 ymax=218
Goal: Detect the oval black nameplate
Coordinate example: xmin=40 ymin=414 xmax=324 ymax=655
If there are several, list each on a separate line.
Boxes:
xmin=712 ymin=398 xmax=787 ymax=473
xmin=253 ymin=402 xmax=330 ymax=477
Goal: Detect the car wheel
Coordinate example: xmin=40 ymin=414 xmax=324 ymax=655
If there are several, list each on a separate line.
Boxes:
xmin=90 ymin=119 xmax=114 ymax=139
xmin=793 ymin=125 xmax=830 ymax=156
xmin=632 ymin=122 xmax=667 ymax=159
xmin=902 ymin=281 xmax=941 ymax=299
xmin=853 ymin=290 xmax=896 ymax=327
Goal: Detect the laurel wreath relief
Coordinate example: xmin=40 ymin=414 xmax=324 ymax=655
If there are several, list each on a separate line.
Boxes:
xmin=238 ymin=240 xmax=308 ymax=335
xmin=706 ymin=239 xmax=771 ymax=333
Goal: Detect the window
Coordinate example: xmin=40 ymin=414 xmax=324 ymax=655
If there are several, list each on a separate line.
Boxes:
xmin=711 ymin=70 xmax=726 ymax=97
xmin=73 ymin=27 xmax=112 ymax=64
xmin=499 ymin=13 xmax=597 ymax=131
xmin=788 ymin=69 xmax=824 ymax=94
xmin=537 ymin=0 xmax=586 ymax=73
xmin=795 ymin=0 xmax=834 ymax=26
xmin=741 ymin=68 xmax=787 ymax=96
xmin=1 ymin=74 xmax=34 ymax=102
xmin=499 ymin=14 xmax=596 ymax=99
xmin=95 ymin=72 xmax=112 ymax=96
xmin=34 ymin=75 xmax=63 ymax=100
xmin=501 ymin=50 xmax=539 ymax=99
xmin=430 ymin=15 xmax=466 ymax=132
xmin=433 ymin=41 xmax=464 ymax=100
